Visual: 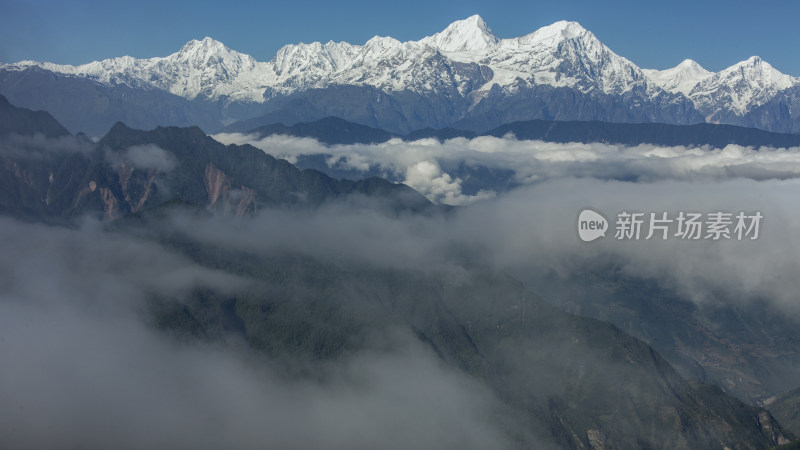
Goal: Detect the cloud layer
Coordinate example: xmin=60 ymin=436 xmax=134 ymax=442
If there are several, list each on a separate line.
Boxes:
xmin=200 ymin=133 xmax=800 ymax=313
xmin=0 ymin=218 xmax=511 ymax=449
xmin=213 ymin=132 xmax=800 ymax=206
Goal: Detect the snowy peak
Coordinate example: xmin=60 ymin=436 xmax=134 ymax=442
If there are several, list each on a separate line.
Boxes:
xmin=699 ymin=55 xmax=796 ymax=94
xmin=4 ymin=15 xmax=798 ymax=124
xmin=364 ymin=35 xmax=404 ymax=53
xmin=689 ymin=55 xmax=798 ymax=117
xmin=721 ymin=56 xmax=794 ymax=88
xmin=179 ymin=37 xmax=229 ymax=54
xmin=171 ymin=37 xmax=254 ymax=67
xmin=677 ymin=59 xmax=705 ymax=69
xmin=644 ymin=55 xmax=799 ymax=119
xmin=643 ymin=59 xmax=712 ymax=95
xmin=270 ymin=40 xmax=361 ymax=86
xmin=478 ymin=19 xmax=648 ymax=96
xmin=420 ymin=15 xmax=499 ymax=52
xmin=523 ymin=20 xmax=590 ymax=44
xmin=0 ymin=17 xmax=655 ymax=99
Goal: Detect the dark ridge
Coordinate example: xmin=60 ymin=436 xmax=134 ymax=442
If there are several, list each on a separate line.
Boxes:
xmin=404 ymin=127 xmax=477 ymax=142
xmin=246 ymin=116 xmax=397 ymax=145
xmin=486 ymin=119 xmax=800 ymax=148
xmin=0 ymin=66 xmax=223 ymax=137
xmin=240 ymin=115 xmax=800 ymax=149
xmin=0 ymin=94 xmax=71 ymax=138
xmin=0 ymin=109 xmax=436 ymax=223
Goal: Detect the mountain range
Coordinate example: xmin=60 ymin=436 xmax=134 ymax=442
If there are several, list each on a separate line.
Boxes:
xmin=241 ymin=115 xmax=800 ymax=148
xmin=2 ymin=16 xmax=799 ymax=136
xmin=0 ymin=95 xmax=431 ymax=223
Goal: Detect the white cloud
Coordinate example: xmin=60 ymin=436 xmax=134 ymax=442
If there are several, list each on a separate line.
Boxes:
xmin=404 ymin=160 xmax=494 ymax=206
xmin=212 ymin=132 xmax=800 ymax=206
xmin=0 ymin=217 xmax=512 ymax=450
xmin=107 ymin=144 xmax=177 ymax=172
xmin=206 ymin=131 xmax=800 ymax=313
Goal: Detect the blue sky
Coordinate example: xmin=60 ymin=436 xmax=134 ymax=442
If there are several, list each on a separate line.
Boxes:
xmin=2 ymin=0 xmax=798 ymax=75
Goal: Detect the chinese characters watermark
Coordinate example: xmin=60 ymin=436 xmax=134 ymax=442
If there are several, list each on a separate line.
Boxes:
xmin=578 ymin=209 xmax=762 ymax=242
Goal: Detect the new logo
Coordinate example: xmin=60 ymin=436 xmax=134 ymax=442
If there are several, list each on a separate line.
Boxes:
xmin=578 ymin=209 xmax=608 ymax=242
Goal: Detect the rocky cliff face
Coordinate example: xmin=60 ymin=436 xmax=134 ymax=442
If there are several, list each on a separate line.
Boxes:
xmin=0 ymin=96 xmax=432 ymax=222
xmin=770 ymin=387 xmax=800 ymax=436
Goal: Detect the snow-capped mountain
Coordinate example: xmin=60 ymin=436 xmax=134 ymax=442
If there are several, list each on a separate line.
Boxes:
xmin=0 ymin=16 xmax=664 ymax=101
xmin=443 ymin=19 xmax=653 ymax=96
xmin=418 ymin=14 xmax=499 ymax=53
xmin=689 ymin=56 xmax=798 ymax=120
xmin=9 ymin=38 xmax=272 ymax=102
xmin=644 ymin=57 xmax=799 ymax=122
xmin=1 ymin=15 xmax=798 ymax=135
xmin=265 ymin=35 xmax=490 ymax=97
xmin=643 ymin=59 xmax=713 ymax=96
